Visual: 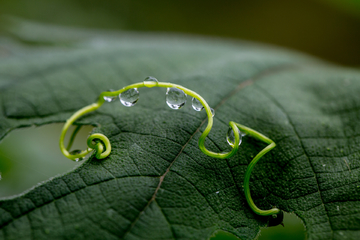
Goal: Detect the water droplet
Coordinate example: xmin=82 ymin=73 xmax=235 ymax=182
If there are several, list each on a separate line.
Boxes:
xmin=192 ymin=98 xmax=203 ymax=111
xmin=69 ymin=149 xmax=85 ymax=162
xmin=216 ymin=191 xmax=219 ymax=194
xmin=144 ymin=76 xmax=158 ymax=83
xmin=166 ymin=88 xmax=187 ymax=109
xmin=322 ymin=164 xmax=326 ymax=167
xmin=226 ymin=127 xmax=242 ymax=147
xmin=210 ymin=108 xmax=215 ymax=117
xmin=143 ymin=76 xmax=158 ymax=88
xmin=103 ymin=89 xmax=117 ymax=102
xmin=337 ymin=206 xmax=340 ymax=211
xmin=120 ymin=88 xmax=139 ymax=107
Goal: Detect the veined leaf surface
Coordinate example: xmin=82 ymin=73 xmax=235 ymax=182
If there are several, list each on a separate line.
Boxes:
xmin=0 ymin=26 xmax=359 ymax=240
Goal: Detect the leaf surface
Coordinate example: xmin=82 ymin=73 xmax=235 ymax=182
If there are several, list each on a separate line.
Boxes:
xmin=0 ymin=27 xmax=359 ymax=240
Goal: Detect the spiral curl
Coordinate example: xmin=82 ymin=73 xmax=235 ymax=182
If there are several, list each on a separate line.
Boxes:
xmin=60 ymin=80 xmax=281 ymax=218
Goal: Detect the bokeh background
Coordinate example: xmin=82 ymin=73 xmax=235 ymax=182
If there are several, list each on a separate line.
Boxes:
xmin=1 ymin=0 xmax=359 ymax=239
xmin=1 ymin=0 xmax=360 ymax=65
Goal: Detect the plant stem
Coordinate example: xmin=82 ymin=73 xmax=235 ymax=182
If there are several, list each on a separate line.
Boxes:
xmin=59 ymin=81 xmax=280 ymax=216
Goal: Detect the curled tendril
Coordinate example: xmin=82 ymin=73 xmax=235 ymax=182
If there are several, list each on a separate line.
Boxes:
xmin=59 ymin=80 xmax=281 ymax=218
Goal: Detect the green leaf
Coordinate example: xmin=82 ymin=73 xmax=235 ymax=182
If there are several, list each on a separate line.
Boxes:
xmin=0 ymin=25 xmax=360 ymax=240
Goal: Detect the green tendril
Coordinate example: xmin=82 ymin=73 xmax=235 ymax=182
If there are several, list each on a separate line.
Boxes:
xmin=66 ymin=125 xmax=81 ymax=151
xmin=59 ymin=80 xmax=280 ymax=217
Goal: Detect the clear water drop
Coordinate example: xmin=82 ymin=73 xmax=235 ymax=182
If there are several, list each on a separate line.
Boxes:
xmin=69 ymin=149 xmax=85 ymax=162
xmin=226 ymin=127 xmax=242 ymax=147
xmin=192 ymin=97 xmax=203 ymax=111
xmin=143 ymin=76 xmax=158 ymax=88
xmin=120 ymin=88 xmax=139 ymax=107
xmin=166 ymin=88 xmax=187 ymax=109
xmin=144 ymin=76 xmax=158 ymax=83
xmin=103 ymin=89 xmax=117 ymax=102
xmin=210 ymin=108 xmax=215 ymax=117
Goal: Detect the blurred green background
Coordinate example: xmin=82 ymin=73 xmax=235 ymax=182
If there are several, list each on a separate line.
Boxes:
xmin=0 ymin=0 xmax=360 ymax=65
xmin=1 ymin=0 xmax=359 ymax=239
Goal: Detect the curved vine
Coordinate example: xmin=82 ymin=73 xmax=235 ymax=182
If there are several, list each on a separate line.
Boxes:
xmin=59 ymin=78 xmax=281 ymax=220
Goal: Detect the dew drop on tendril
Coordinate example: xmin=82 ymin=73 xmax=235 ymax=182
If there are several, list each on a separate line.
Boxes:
xmin=166 ymin=88 xmax=187 ymax=109
xmin=210 ymin=108 xmax=215 ymax=117
xmin=120 ymin=88 xmax=139 ymax=107
xmin=226 ymin=127 xmax=242 ymax=147
xmin=103 ymin=89 xmax=117 ymax=102
xmin=144 ymin=76 xmax=158 ymax=83
xmin=192 ymin=97 xmax=203 ymax=111
xmin=69 ymin=149 xmax=85 ymax=162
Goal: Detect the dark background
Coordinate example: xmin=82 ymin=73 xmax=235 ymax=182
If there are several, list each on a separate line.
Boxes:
xmin=0 ymin=0 xmax=360 ymax=65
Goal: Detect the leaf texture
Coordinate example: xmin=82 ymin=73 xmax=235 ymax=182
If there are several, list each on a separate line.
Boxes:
xmin=0 ymin=28 xmax=359 ymax=240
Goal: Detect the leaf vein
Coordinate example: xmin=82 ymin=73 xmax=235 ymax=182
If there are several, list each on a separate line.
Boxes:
xmin=255 ymin=84 xmax=334 ymax=238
